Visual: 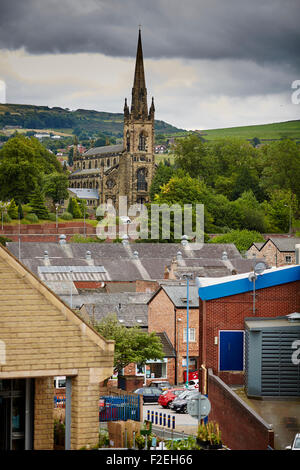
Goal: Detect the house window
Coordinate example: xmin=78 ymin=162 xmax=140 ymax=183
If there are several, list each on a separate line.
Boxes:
xmin=183 ymin=328 xmax=196 ymax=342
xmin=285 ymin=255 xmax=292 ymax=264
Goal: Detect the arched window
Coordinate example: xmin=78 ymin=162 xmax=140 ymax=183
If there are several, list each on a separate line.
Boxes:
xmin=83 ymin=161 xmax=86 ymax=169
xmin=126 ymin=131 xmax=130 ymax=151
xmin=113 ymin=158 xmax=117 ymax=165
xmin=137 ymin=168 xmax=147 ymax=191
xmin=89 ymin=161 xmax=92 ymax=169
xmin=138 ymin=132 xmax=146 ymax=151
xmin=107 ymin=159 xmax=110 ymax=167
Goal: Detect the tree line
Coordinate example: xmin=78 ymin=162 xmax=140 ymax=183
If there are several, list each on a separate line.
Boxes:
xmin=148 ymin=135 xmax=300 ymax=248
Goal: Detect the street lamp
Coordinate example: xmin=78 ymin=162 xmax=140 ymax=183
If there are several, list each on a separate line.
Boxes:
xmin=182 ymin=273 xmax=193 ymax=388
xmin=55 ymin=203 xmax=59 ymax=230
xmin=177 ymin=317 xmax=182 ymax=385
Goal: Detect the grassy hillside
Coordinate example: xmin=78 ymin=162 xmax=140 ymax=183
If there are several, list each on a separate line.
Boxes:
xmin=0 ymin=103 xmax=186 ymax=138
xmin=197 ymin=120 xmax=300 ymax=142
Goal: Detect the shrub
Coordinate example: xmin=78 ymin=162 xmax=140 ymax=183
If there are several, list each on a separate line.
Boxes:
xmin=0 ymin=236 xmax=12 ymax=246
xmin=60 ymin=211 xmax=73 ymax=220
xmin=48 ymin=213 xmax=57 ymax=222
xmin=25 ymin=213 xmax=39 ymax=223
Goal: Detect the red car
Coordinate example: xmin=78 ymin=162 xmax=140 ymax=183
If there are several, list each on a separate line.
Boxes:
xmin=158 ymin=388 xmax=185 ymax=409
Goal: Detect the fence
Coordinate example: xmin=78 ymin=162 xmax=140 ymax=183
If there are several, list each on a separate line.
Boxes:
xmin=54 ymin=395 xmax=66 ymax=408
xmin=99 ymin=393 xmax=141 ymax=422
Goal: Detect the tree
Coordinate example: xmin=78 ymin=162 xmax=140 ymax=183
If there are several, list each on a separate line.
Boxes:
xmin=42 ymin=172 xmax=69 ymax=204
xmin=149 ymin=162 xmax=174 ymax=201
xmin=7 ymin=199 xmax=18 ymax=219
xmin=0 ymin=134 xmax=63 ymax=203
xmin=209 ymin=229 xmax=265 ymax=254
xmin=95 ymin=314 xmax=164 ymax=373
xmin=67 ymin=197 xmax=82 ymax=219
xmin=29 ymin=186 xmax=49 ymax=219
xmin=259 ymin=139 xmax=300 ymax=202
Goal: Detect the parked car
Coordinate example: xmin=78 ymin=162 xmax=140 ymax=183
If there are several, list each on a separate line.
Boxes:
xmin=158 ymin=388 xmax=185 ymax=409
xmin=150 ymin=380 xmax=172 ymax=391
xmin=286 ymin=433 xmax=300 ymax=450
xmin=170 ymin=390 xmax=199 ymax=413
xmin=134 ymin=387 xmax=163 ymax=404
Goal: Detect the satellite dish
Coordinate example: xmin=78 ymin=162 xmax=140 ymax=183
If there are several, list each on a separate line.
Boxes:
xmin=254 ymin=261 xmax=267 ymax=275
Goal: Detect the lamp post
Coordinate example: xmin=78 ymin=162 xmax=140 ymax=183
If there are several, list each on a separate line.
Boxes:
xmin=182 ymin=273 xmax=193 ymax=388
xmin=55 ymin=203 xmax=59 ymax=230
xmin=177 ymin=317 xmax=182 ymax=385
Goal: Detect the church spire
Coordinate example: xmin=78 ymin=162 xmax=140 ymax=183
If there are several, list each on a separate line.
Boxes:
xmin=130 ymin=28 xmax=148 ymax=120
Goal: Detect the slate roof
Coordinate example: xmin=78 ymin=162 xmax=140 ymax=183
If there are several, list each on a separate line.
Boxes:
xmin=7 ymin=242 xmax=243 ymax=282
xmin=153 ymin=285 xmax=199 ymax=308
xmin=61 ymin=292 xmax=152 ymax=327
xmin=156 ymin=332 xmax=176 ymax=358
xmin=68 ymin=188 xmax=99 ymax=199
xmin=82 ymin=144 xmax=124 ymax=157
xmin=266 ymin=237 xmax=300 ymax=252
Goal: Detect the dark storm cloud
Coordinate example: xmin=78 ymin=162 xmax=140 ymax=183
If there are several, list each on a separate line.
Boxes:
xmin=0 ymin=0 xmax=299 ymax=67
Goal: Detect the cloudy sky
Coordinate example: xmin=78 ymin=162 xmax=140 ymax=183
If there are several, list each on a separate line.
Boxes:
xmin=0 ymin=0 xmax=299 ymax=130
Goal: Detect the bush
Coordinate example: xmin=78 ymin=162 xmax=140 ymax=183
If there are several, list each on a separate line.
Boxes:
xmin=60 ymin=211 xmax=73 ymax=220
xmin=48 ymin=213 xmax=57 ymax=222
xmin=0 ymin=236 xmax=12 ymax=246
xmin=25 ymin=213 xmax=39 ymax=223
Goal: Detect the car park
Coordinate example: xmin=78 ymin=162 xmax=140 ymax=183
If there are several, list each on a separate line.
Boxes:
xmin=286 ymin=433 xmax=300 ymax=450
xmin=170 ymin=390 xmax=199 ymax=413
xmin=134 ymin=387 xmax=163 ymax=404
xmin=158 ymin=387 xmax=185 ymax=409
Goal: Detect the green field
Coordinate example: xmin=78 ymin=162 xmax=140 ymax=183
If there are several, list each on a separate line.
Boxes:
xmin=198 ymin=120 xmax=300 ymax=141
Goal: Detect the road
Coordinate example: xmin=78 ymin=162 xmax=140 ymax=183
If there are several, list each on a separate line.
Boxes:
xmin=142 ymin=403 xmax=199 ymax=438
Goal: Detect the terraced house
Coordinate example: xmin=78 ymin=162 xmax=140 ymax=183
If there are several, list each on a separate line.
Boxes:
xmin=0 ymin=244 xmax=114 ymax=450
xmin=69 ymin=29 xmax=156 ymax=208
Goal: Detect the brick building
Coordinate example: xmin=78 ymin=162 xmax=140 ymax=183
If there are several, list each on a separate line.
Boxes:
xmin=0 ymin=244 xmax=114 ymax=450
xmin=247 ymin=237 xmax=300 ymax=267
xmin=197 ymin=265 xmax=300 ymax=389
xmin=148 ymin=284 xmax=200 ymax=385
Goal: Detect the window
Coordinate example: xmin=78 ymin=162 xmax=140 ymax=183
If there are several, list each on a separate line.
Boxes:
xmin=285 ymin=255 xmax=292 ymax=264
xmin=137 ymin=168 xmax=147 ymax=191
xmin=183 ymin=328 xmax=196 ymax=342
xmin=138 ymin=132 xmax=146 ymax=151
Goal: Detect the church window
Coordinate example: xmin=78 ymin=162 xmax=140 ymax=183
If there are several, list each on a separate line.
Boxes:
xmin=137 ymin=168 xmax=147 ymax=191
xmin=89 ymin=161 xmax=91 ymax=169
xmin=126 ymin=131 xmax=130 ymax=151
xmin=83 ymin=162 xmax=86 ymax=169
xmin=107 ymin=159 xmax=110 ymax=167
xmin=138 ymin=132 xmax=146 ymax=151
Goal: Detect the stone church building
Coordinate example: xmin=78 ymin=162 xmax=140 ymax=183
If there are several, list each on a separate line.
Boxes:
xmin=69 ymin=30 xmax=156 ymax=208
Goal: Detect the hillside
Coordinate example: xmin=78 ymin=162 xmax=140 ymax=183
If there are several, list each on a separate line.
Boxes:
xmin=0 ymin=103 xmax=186 ymax=138
xmin=197 ymin=120 xmax=300 ymax=142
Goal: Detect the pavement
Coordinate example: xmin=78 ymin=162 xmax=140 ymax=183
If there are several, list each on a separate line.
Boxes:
xmin=143 ymin=403 xmax=199 ymax=437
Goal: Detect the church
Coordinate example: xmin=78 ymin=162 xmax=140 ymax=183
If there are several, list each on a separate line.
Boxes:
xmin=69 ymin=30 xmax=156 ymax=209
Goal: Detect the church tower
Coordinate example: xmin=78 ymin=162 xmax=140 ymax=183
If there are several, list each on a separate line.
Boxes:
xmin=119 ymin=28 xmax=156 ymax=206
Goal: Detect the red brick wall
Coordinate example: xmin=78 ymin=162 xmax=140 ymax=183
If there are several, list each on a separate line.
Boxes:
xmin=0 ymin=222 xmax=97 ymax=242
xmin=200 ymin=280 xmax=300 ymax=384
xmin=207 ymin=369 xmax=274 ymax=450
xmin=148 ymin=289 xmax=200 ymax=384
